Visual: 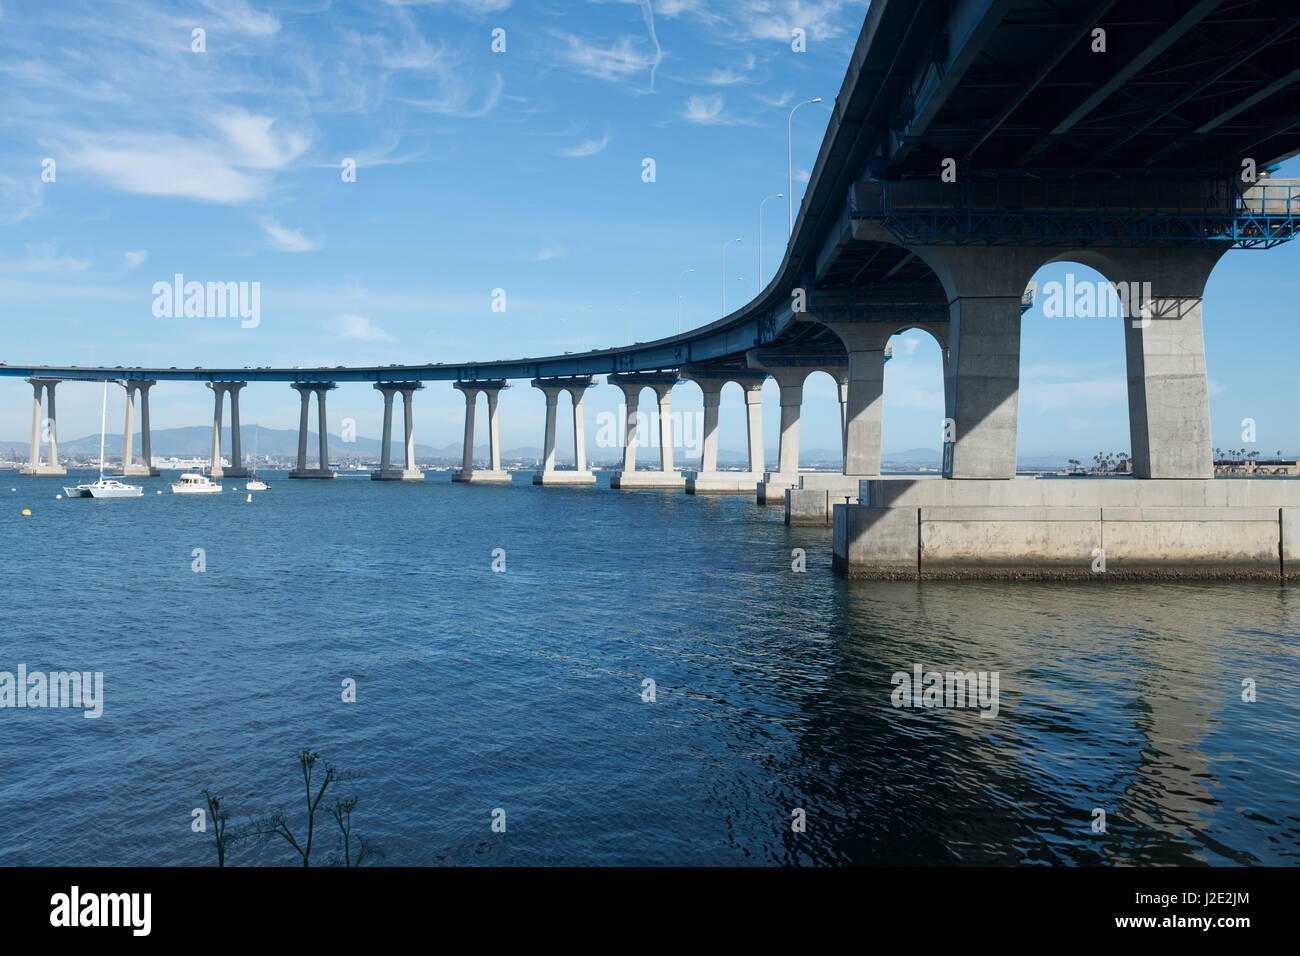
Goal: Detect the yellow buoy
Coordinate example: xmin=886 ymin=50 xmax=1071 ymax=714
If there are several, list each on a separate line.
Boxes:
xmin=21 ymin=508 xmax=32 ymax=516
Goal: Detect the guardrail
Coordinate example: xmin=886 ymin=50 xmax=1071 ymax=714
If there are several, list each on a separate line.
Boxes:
xmin=849 ymin=178 xmax=1300 ymax=248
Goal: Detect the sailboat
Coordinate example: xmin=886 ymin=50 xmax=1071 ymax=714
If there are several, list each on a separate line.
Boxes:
xmin=64 ymin=383 xmax=144 ymax=499
xmin=246 ymin=425 xmax=269 ymax=491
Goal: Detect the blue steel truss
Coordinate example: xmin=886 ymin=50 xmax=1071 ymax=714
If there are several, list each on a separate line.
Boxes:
xmin=850 ymin=179 xmax=1300 ymax=249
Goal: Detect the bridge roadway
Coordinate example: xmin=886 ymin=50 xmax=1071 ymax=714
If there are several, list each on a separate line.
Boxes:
xmin=7 ymin=0 xmax=1300 ymax=577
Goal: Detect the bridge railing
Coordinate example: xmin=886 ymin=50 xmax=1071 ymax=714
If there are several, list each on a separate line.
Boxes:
xmin=849 ymin=178 xmax=1300 ymax=248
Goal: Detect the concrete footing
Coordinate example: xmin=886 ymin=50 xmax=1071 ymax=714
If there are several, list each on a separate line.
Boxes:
xmin=684 ymin=470 xmax=762 ymax=494
xmin=371 ymin=468 xmax=424 ymax=481
xmin=452 ymin=469 xmax=512 ymax=484
xmin=115 ymin=464 xmax=160 ymax=477
xmin=534 ymin=470 xmax=597 ymax=486
xmin=611 ymin=470 xmax=685 ymax=489
xmin=834 ymin=477 xmax=1300 ymax=579
xmin=785 ymin=473 xmax=871 ymax=525
xmin=19 ymin=464 xmax=66 ymax=477
xmin=757 ymin=472 xmax=798 ymax=505
xmin=289 ymin=468 xmax=337 ymax=479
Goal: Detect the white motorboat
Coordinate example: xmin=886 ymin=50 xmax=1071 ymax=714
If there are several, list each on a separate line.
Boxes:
xmin=65 ymin=384 xmax=143 ymax=499
xmin=171 ymin=473 xmax=222 ymax=494
xmin=246 ymin=426 xmax=269 ymax=490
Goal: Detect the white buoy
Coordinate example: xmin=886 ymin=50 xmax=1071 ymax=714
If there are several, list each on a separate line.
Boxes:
xmin=55 ymin=494 xmax=62 ymax=500
xmin=246 ymin=493 xmax=253 ymax=502
xmin=156 ymin=490 xmax=162 ymax=494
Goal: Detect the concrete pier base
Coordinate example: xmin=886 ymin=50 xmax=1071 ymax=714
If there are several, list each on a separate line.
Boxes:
xmin=834 ymin=477 xmax=1300 ymax=579
xmin=19 ymin=463 xmax=66 ymax=477
xmin=371 ymin=468 xmax=424 ymax=482
xmin=452 ymin=469 xmax=512 ymax=484
xmin=288 ymin=468 xmax=337 ymax=479
xmin=684 ymin=470 xmax=762 ymax=494
xmin=785 ymin=473 xmax=872 ymax=525
xmin=115 ymin=463 xmax=160 ymax=477
xmin=757 ymin=472 xmax=798 ymax=505
xmin=533 ymin=470 xmax=597 ymax=486
xmin=611 ymin=470 xmax=685 ymax=489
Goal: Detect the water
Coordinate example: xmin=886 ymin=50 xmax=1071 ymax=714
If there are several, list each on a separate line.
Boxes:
xmin=1 ymin=469 xmax=1298 ymax=866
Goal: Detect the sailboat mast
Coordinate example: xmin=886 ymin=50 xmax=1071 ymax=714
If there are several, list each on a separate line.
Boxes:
xmin=98 ymin=382 xmax=108 ymax=480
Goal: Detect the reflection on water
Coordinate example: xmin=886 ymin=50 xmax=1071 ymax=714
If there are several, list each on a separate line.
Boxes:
xmin=0 ymin=470 xmax=1296 ymax=865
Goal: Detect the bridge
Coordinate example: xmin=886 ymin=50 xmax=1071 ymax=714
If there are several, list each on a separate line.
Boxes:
xmin=7 ymin=0 xmax=1300 ymax=577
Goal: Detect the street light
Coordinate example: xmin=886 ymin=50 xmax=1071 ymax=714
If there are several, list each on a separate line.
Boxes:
xmin=676 ymin=268 xmax=694 ymax=334
xmin=788 ymin=97 xmax=822 ymax=236
xmin=758 ymin=193 xmax=783 ymax=293
xmin=721 ymin=239 xmax=740 ymax=315
xmin=625 ymin=290 xmax=641 ymax=345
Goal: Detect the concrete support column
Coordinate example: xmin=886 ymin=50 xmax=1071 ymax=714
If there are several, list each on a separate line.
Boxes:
xmin=28 ymin=381 xmax=42 ymax=468
xmin=811 ymin=323 xmax=891 ymax=477
xmin=568 ymin=385 xmax=590 ymax=473
xmin=744 ymin=384 xmax=765 ymax=474
xmin=452 ymin=381 xmax=510 ymax=483
xmin=294 ymin=387 xmax=310 ymax=473
xmin=229 ymin=383 xmax=245 ymax=473
xmin=654 ymin=385 xmax=674 ymax=473
xmin=531 ymin=377 xmax=597 ymax=485
xmin=540 ymin=388 xmax=559 ymax=473
xmin=121 ymin=383 xmax=136 ymax=474
xmin=315 ymin=387 xmax=329 ymax=472
xmin=699 ymin=388 xmax=721 ymax=473
xmin=1114 ymin=248 xmax=1225 ymax=479
xmin=618 ymin=385 xmax=639 ymax=473
xmin=910 ymin=247 xmax=1046 ymax=479
xmin=290 ymin=382 xmax=337 ymax=479
xmin=401 ymin=389 xmax=416 ymax=472
xmin=380 ymin=388 xmax=395 ymax=471
xmin=460 ymin=388 xmax=477 ymax=474
xmin=775 ymin=378 xmax=803 ymax=477
xmin=45 ymin=381 xmax=58 ymax=469
xmin=207 ymin=383 xmax=225 ymax=478
xmin=139 ymin=382 xmax=155 ymax=474
xmin=608 ymin=373 xmax=682 ymax=489
xmin=21 ymin=378 xmax=66 ymax=476
xmin=486 ymin=390 xmax=502 ymax=471
xmin=372 ymin=382 xmax=424 ymax=481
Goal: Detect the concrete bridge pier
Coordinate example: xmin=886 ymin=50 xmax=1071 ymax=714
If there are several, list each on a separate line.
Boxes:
xmin=205 ymin=382 xmax=249 ymax=479
xmin=289 ymin=382 xmax=337 ymax=479
xmin=115 ymin=380 xmax=159 ymax=476
xmin=372 ymin=382 xmax=425 ymax=481
xmin=451 ymin=381 xmax=511 ymax=483
xmin=532 ymin=376 xmax=597 ymax=485
xmin=609 ymin=373 xmax=685 ymax=489
xmin=20 ymin=378 xmax=65 ymax=476
xmin=680 ymin=368 xmax=767 ymax=494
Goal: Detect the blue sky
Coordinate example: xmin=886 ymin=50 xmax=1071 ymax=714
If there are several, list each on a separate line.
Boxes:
xmin=2 ymin=0 xmax=1298 ymax=462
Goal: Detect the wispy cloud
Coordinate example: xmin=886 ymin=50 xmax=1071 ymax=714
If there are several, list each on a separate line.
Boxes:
xmin=0 ymin=240 xmax=89 ymax=274
xmin=551 ymin=30 xmax=655 ymax=85
xmin=704 ymin=53 xmax=757 ymax=86
xmin=558 ymin=132 xmax=612 ymax=157
xmin=336 ymin=313 xmax=395 ymax=341
xmin=756 ymin=88 xmax=794 ymax=108
xmin=530 ymin=245 xmax=567 ymax=261
xmin=200 ymin=0 xmax=280 ymax=37
xmin=123 ymin=249 xmax=148 ymax=271
xmin=682 ymin=93 xmax=725 ymax=123
xmin=260 ymin=217 xmax=322 ymax=253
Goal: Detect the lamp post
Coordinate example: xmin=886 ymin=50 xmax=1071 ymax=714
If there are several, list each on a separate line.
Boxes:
xmin=758 ymin=193 xmax=783 ymax=293
xmin=676 ymin=268 xmax=694 ymax=334
xmin=788 ymin=97 xmax=822 ymax=236
xmin=721 ymin=239 xmax=740 ymax=315
xmin=625 ymin=290 xmax=641 ymax=346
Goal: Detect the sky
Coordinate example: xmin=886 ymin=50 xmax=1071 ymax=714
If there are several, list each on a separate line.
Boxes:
xmin=1 ymin=0 xmax=1298 ymax=464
